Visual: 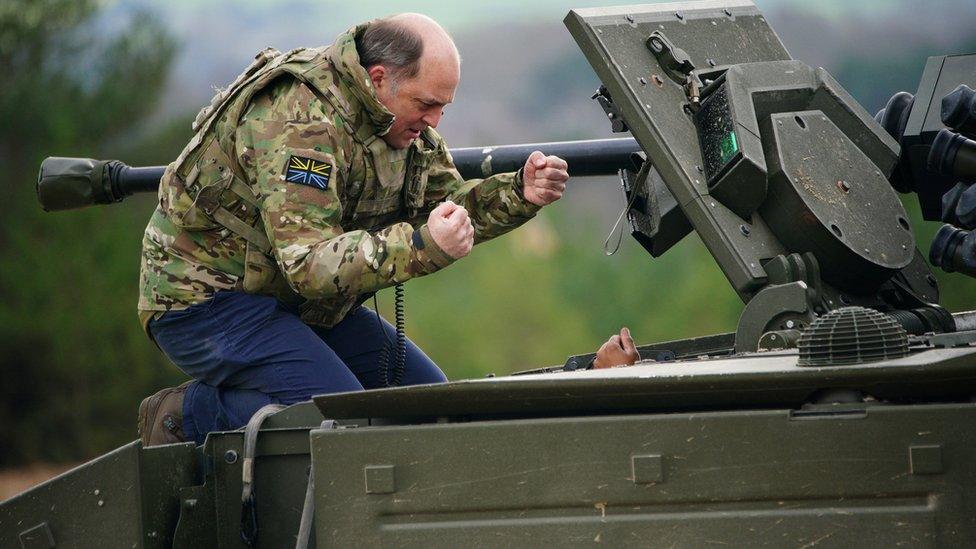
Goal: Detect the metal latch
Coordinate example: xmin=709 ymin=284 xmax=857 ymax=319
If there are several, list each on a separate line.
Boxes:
xmin=646 ymin=31 xmax=695 ymax=82
xmin=645 ymin=31 xmax=704 ymax=110
xmin=591 ymin=85 xmax=629 ymax=133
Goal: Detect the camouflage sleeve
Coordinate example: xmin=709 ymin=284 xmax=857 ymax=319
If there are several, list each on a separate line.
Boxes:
xmin=422 ymin=136 xmax=541 ymax=244
xmin=236 ymin=80 xmax=455 ymax=300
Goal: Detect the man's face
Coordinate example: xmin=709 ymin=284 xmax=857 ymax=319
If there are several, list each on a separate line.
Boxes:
xmin=370 ymin=58 xmax=459 ymax=149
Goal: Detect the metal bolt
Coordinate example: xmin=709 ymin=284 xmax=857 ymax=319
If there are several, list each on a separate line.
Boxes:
xmin=652 ymin=74 xmax=665 ymax=87
xmin=93 ymin=489 xmax=100 ymax=496
xmin=696 ymin=165 xmax=703 ymax=173
xmin=625 ymin=14 xmax=634 ymax=23
xmin=724 ymin=8 xmax=733 ymax=16
xmin=97 ymin=500 xmax=105 ymax=507
xmin=785 ymin=320 xmax=796 ymax=329
xmin=675 ymin=11 xmax=684 ymax=20
xmin=836 ymin=180 xmax=851 ymax=193
xmin=707 ymin=58 xmax=716 ymax=67
xmin=739 ymin=224 xmax=751 ymax=236
xmin=224 ymin=450 xmax=239 ymax=464
xmin=639 ymin=77 xmax=647 ymax=86
xmin=607 ymin=112 xmax=615 ymax=119
xmin=649 ymin=37 xmax=663 ymax=52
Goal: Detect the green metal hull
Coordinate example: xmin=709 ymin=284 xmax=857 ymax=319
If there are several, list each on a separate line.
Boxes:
xmin=5 ymin=344 xmax=976 ymax=547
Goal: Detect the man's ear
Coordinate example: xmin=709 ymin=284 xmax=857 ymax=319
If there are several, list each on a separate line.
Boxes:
xmin=367 ymin=65 xmax=387 ymax=92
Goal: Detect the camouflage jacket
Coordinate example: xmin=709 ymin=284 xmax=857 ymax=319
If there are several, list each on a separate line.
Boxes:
xmin=138 ymin=24 xmax=540 ymax=328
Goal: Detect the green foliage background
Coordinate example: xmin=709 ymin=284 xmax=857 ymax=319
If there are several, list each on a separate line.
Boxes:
xmin=1 ymin=0 xmax=974 ymax=467
xmin=0 ymin=0 xmax=179 ymax=465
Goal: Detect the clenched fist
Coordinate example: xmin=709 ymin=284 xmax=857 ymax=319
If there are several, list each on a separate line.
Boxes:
xmin=522 ymin=150 xmax=569 ymax=207
xmin=593 ymin=327 xmax=639 ymax=369
xmin=427 ymin=201 xmax=474 ymax=259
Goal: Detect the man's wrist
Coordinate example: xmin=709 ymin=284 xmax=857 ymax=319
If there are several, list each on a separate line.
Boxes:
xmin=415 ymin=224 xmax=456 ymax=268
xmin=513 ymin=168 xmax=527 ymax=199
xmin=512 ymin=169 xmax=543 ymax=211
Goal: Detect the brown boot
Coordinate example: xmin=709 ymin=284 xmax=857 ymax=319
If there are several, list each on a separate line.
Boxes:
xmin=137 ymin=381 xmax=192 ymax=447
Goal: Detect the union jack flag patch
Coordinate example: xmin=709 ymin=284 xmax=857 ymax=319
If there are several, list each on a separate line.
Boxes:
xmin=285 ymin=155 xmax=332 ymax=190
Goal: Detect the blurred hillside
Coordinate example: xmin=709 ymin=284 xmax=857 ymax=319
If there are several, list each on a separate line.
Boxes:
xmin=119 ymin=0 xmax=976 ymax=144
xmin=2 ymin=0 xmax=976 ymax=466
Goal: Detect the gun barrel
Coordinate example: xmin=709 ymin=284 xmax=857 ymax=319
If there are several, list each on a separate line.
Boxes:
xmin=36 ymin=138 xmax=640 ymax=212
xmin=117 ymin=164 xmax=169 ymax=194
xmin=451 ymin=137 xmax=641 ymax=178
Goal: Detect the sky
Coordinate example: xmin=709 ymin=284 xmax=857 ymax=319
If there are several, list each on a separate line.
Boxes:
xmin=102 ymin=0 xmax=975 ymax=146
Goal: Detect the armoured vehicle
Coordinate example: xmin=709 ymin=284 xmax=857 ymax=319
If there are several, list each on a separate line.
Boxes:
xmin=6 ymin=1 xmax=976 ymax=546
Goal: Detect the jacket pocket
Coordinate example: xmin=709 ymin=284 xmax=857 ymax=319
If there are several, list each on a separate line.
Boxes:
xmin=242 ymin=241 xmax=278 ymax=293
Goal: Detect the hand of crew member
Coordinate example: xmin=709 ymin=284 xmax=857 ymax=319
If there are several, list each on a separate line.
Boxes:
xmin=522 ymin=150 xmax=569 ymax=206
xmin=427 ymin=200 xmax=475 ymax=259
xmin=593 ymin=327 xmax=639 ymax=369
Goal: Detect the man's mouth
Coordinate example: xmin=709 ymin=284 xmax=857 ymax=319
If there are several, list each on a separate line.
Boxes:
xmin=406 ymin=128 xmax=422 ymax=139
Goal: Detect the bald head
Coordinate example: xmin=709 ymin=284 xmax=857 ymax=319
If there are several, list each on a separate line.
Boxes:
xmin=389 ymin=13 xmax=459 ymax=63
xmin=356 ymin=13 xmax=459 ymax=83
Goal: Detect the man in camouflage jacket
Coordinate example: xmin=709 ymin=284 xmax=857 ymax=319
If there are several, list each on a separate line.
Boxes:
xmin=137 ymin=14 xmax=570 ymax=446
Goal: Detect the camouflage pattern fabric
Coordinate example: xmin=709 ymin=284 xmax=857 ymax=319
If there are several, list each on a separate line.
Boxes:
xmin=139 ymin=24 xmax=540 ymax=329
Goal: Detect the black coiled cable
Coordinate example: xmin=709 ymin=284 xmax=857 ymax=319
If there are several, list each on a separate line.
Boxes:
xmin=374 ymin=283 xmax=406 ymax=387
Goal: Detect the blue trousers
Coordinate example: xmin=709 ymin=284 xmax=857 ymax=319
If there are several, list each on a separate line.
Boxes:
xmin=149 ymin=291 xmax=446 ymax=444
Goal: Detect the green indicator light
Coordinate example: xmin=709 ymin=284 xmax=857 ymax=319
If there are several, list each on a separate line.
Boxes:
xmin=720 ymin=131 xmax=739 ymax=164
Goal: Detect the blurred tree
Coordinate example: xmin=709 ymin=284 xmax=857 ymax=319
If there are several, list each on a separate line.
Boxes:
xmin=0 ymin=0 xmax=178 ymax=465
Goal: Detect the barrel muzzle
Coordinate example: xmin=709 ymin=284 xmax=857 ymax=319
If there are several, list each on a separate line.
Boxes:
xmin=37 ymin=157 xmax=124 ymax=212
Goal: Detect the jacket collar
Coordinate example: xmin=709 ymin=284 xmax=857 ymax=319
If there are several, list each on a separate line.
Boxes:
xmin=326 ymin=23 xmax=396 ymax=137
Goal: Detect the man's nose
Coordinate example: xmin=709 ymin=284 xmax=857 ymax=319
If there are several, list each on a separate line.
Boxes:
xmin=422 ymin=110 xmax=443 ymax=129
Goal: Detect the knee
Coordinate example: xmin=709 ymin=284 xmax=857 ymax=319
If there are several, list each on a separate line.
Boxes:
xmin=405 ymin=359 xmax=448 ymax=385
